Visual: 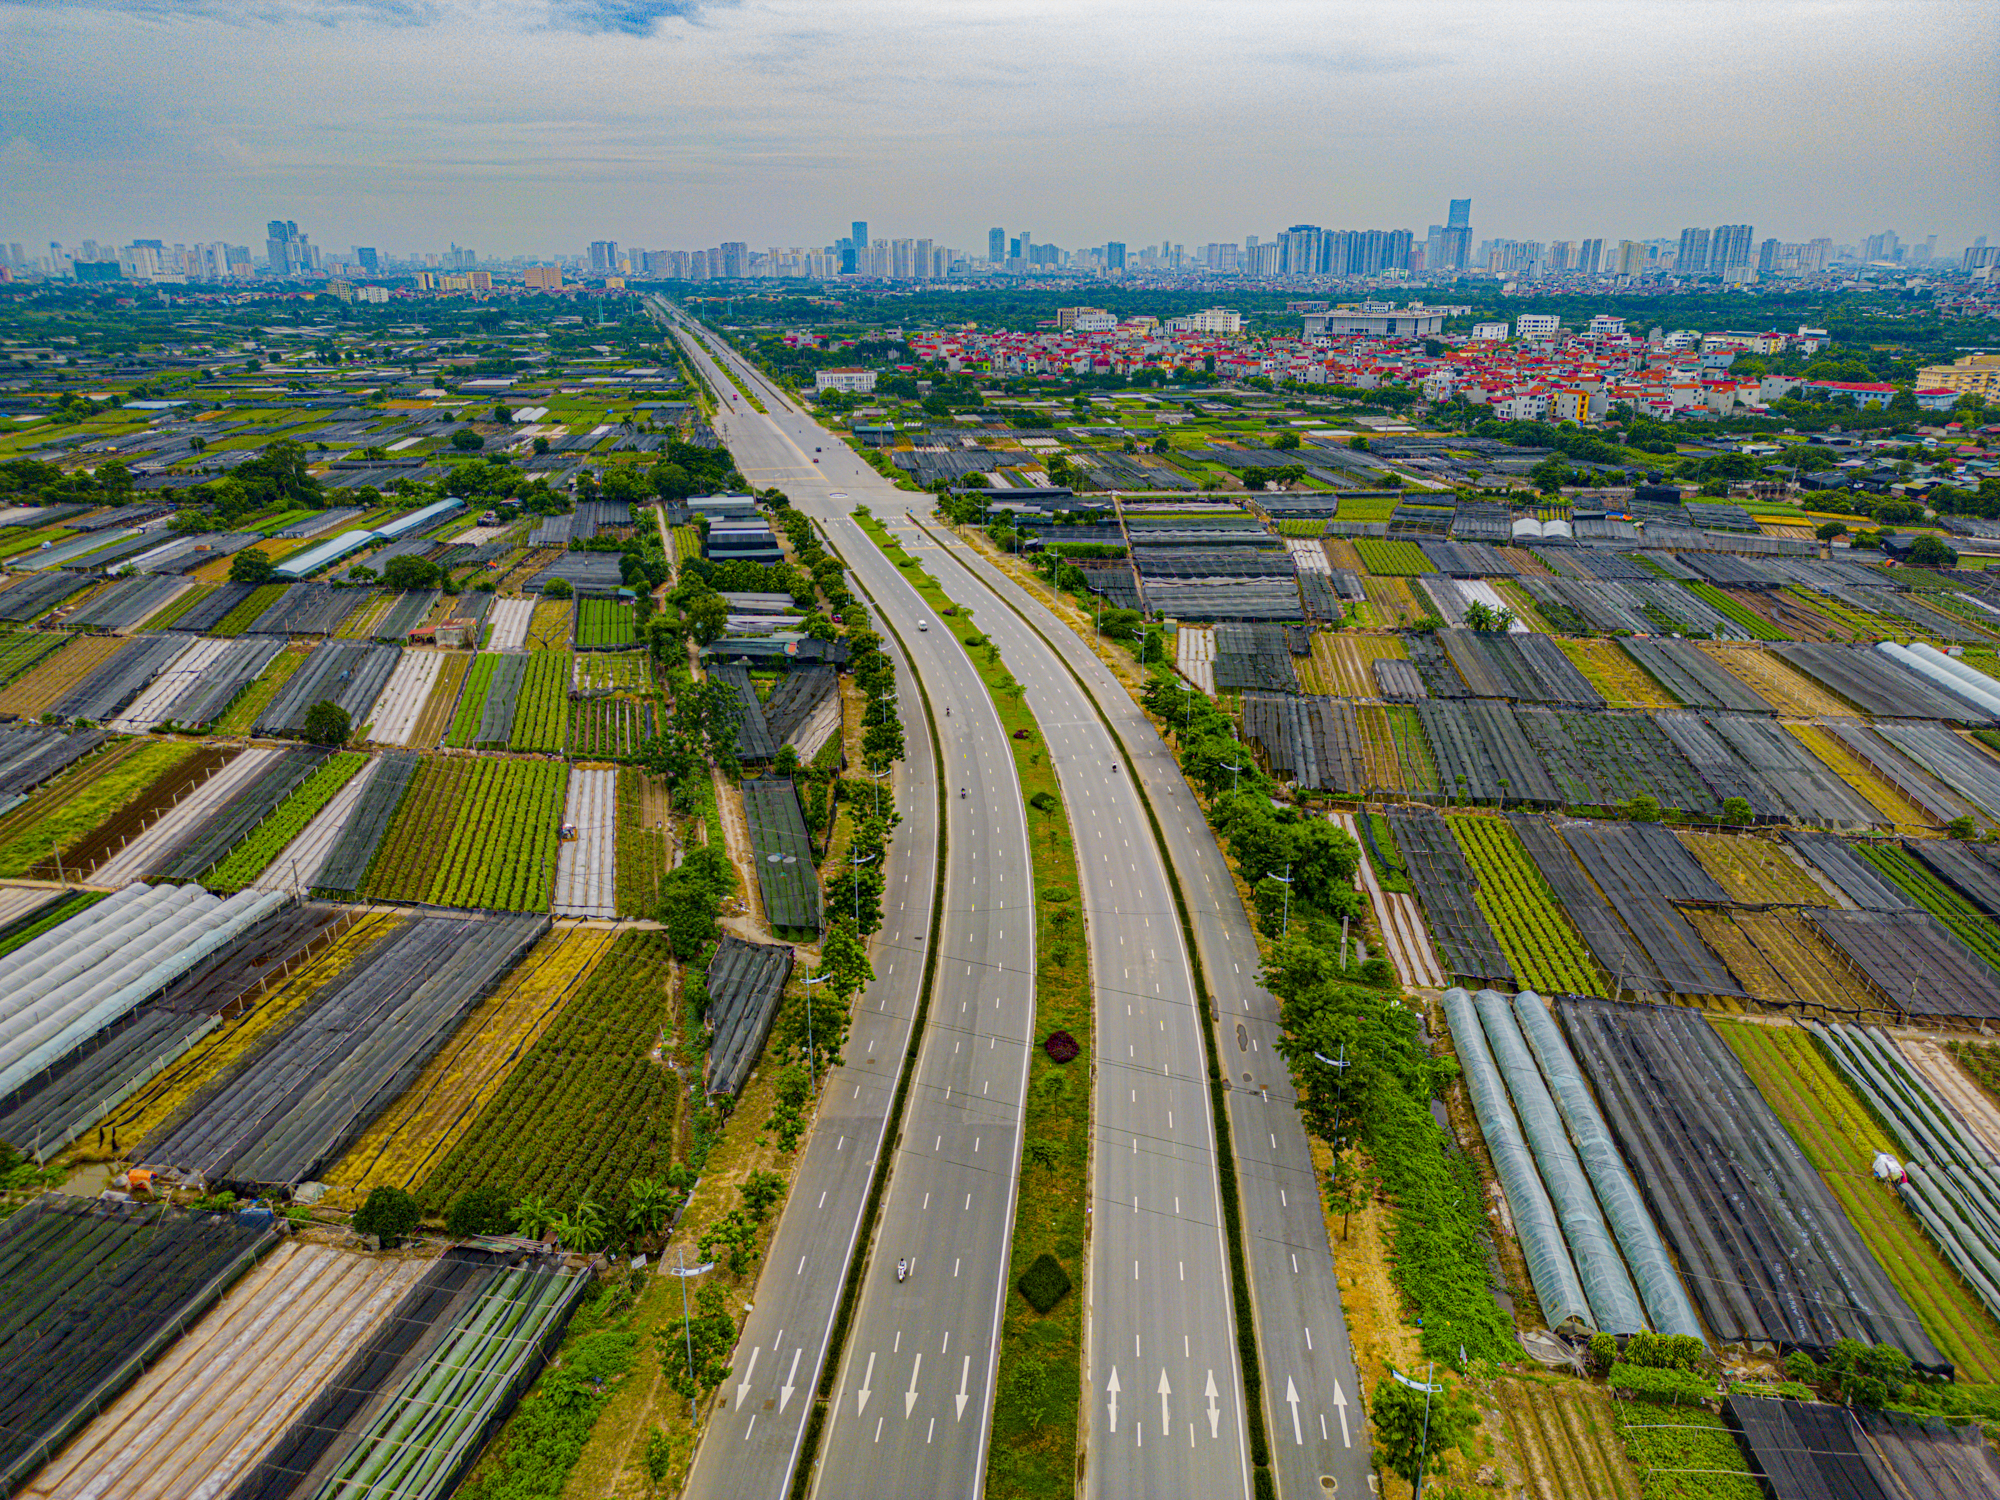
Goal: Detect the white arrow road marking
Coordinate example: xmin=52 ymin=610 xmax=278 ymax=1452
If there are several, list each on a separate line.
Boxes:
xmin=1285 ymin=1377 xmax=1303 ymax=1446
xmin=779 ymin=1347 xmax=801 ymax=1413
xmin=1107 ymin=1367 xmax=1121 ymax=1434
xmin=735 ymin=1346 xmax=760 ymax=1410
xmin=955 ymin=1355 xmax=971 ymax=1419
xmin=1333 ymin=1379 xmax=1352 ymax=1447
xmin=904 ymin=1352 xmax=923 ymax=1417
xmin=1157 ymin=1369 xmax=1171 ymax=1436
xmin=1204 ymin=1370 xmax=1221 ymax=1439
xmin=856 ymin=1352 xmax=876 ymax=1416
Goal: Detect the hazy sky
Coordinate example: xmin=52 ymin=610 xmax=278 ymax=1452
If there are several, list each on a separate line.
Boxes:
xmin=2 ymin=0 xmax=1995 ymax=258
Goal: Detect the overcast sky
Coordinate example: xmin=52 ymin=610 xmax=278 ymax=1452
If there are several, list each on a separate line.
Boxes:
xmin=2 ymin=0 xmax=1995 ymax=258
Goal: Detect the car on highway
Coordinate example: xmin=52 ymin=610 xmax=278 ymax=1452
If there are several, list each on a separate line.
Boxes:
xmin=917 ymin=619 xmax=929 ymax=630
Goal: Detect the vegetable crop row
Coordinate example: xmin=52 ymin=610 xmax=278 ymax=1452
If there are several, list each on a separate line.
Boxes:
xmin=203 ymin=751 xmax=369 ymax=892
xmin=420 ymin=930 xmax=676 ymax=1217
xmin=1450 ymin=815 xmax=1602 ymax=995
xmin=445 ymin=653 xmax=500 ymax=748
xmin=576 ymin=597 xmax=638 ymax=647
xmin=507 ymin=650 xmax=570 ymax=752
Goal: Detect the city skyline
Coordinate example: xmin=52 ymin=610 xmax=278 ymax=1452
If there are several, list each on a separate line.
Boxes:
xmin=3 ymin=1 xmax=1994 ymax=251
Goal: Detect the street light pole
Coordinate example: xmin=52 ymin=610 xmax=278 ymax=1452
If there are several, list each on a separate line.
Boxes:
xmin=802 ymin=972 xmax=830 ymax=1090
xmin=850 ymin=850 xmax=877 ymax=930
xmin=1267 ymin=864 xmax=1294 ymax=937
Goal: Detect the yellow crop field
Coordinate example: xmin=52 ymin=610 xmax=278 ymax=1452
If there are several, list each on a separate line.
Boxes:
xmin=324 ymin=923 xmax=615 ymax=1203
xmin=1304 ymin=633 xmax=1407 ymax=696
xmin=1697 ymin=643 xmax=1850 ymax=716
xmin=1682 ymin=909 xmax=1885 ymax=1019
xmin=1787 ymin=724 xmax=1937 ymax=834
xmin=0 ymin=634 xmax=124 ymax=717
xmin=105 ymin=911 xmax=407 ymax=1153
xmin=1361 ymin=574 xmax=1423 ymax=626
xmin=1556 ymin=639 xmax=1677 ymax=710
xmin=1678 ymin=831 xmax=1835 ymax=905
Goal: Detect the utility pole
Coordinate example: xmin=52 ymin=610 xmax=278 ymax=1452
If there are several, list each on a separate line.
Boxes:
xmin=850 ymin=850 xmax=877 ymax=929
xmin=1413 ymin=1361 xmax=1437 ymax=1500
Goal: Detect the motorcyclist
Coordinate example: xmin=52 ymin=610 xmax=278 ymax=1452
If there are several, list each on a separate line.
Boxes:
xmin=897 ymin=1259 xmax=908 ymax=1282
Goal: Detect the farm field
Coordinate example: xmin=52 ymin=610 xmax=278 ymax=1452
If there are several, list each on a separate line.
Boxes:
xmin=445 ymin=651 xmax=500 ymax=746
xmin=408 ymin=649 xmax=471 ymax=746
xmin=526 ymin=596 xmax=572 ymax=650
xmin=1488 ymin=1375 xmax=1641 ymax=1500
xmin=363 ymin=753 xmax=566 ymax=910
xmin=1677 ymin=831 xmax=1832 ymax=905
xmin=569 ymin=695 xmax=652 ymax=759
xmin=364 ymin=648 xmax=444 ymax=745
xmin=333 ymin=589 xmax=392 ymax=639
xmin=1786 ymin=723 xmax=1939 ymax=833
xmin=0 ymin=738 xmax=198 ymax=878
xmin=1304 ymin=632 xmax=1407 ymax=697
xmin=1854 ymin=841 xmax=2000 ymax=972
xmin=1355 ymin=538 xmax=1431 ymax=575
xmin=325 ymin=922 xmax=616 ymax=1203
xmin=1554 ymin=638 xmax=1678 ymax=710
xmin=202 ymin=751 xmax=369 ymax=892
xmin=1450 ymin=813 xmax=1600 ymax=994
xmin=419 ymin=929 xmax=679 ymax=1219
xmin=211 ymin=643 xmax=309 ymax=736
xmin=0 ymin=738 xmax=144 ymax=865
xmin=87 ymin=746 xmax=279 ymax=886
xmin=553 ymin=767 xmax=617 ymax=918
xmin=1680 ymin=908 xmax=1886 ymax=1017
xmin=484 ymin=594 xmax=534 ymax=649
xmin=1718 ymin=1019 xmax=2000 ymax=1382
xmin=508 ymin=649 xmax=570 ymax=751
xmin=615 ymin=768 xmax=670 ymax=917
xmin=248 ymin=754 xmax=380 ymax=893
xmin=1697 ymin=642 xmax=1848 ymax=716
xmin=577 ymin=596 xmax=639 ymax=647
xmin=0 ymin=630 xmax=68 ymax=687
xmin=1361 ymin=573 xmax=1425 ymax=626
xmin=575 ymin=649 xmax=649 ymax=694
xmin=211 ymin=582 xmax=286 ymax=637
xmin=19 ymin=1241 xmax=427 ymax=1500
xmin=0 ymin=632 xmax=122 ymax=717
xmin=97 ymin=909 xmax=408 ymax=1148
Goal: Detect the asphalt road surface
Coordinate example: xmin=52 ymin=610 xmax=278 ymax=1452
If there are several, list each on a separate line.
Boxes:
xmin=671 ymin=310 xmax=1368 ymax=1500
xmin=670 ymin=311 xmax=1037 ymax=1500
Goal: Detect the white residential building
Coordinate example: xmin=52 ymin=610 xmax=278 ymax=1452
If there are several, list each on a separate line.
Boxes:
xmin=1471 ymin=322 xmax=1510 ymax=341
xmin=815 ymin=367 xmax=878 ymax=394
xmin=1515 ymin=314 xmax=1561 ymax=340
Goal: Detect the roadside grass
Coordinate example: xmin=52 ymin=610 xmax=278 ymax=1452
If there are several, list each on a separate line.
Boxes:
xmin=854 ymin=510 xmax=1090 ymax=1500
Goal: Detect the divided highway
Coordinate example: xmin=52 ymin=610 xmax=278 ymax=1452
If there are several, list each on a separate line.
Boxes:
xmin=912 ymin=522 xmax=1374 ymax=1499
xmin=671 ymin=308 xmax=1369 ymax=1500
xmin=669 ymin=308 xmax=1038 ymax=1499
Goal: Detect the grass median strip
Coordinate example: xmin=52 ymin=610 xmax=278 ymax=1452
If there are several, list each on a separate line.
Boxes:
xmin=853 ymin=510 xmax=1090 ymax=1500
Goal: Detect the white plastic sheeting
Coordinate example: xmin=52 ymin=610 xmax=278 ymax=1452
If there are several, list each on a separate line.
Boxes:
xmin=1875 ymin=640 xmax=2000 ymax=720
xmin=0 ymin=883 xmax=286 ymax=1102
xmin=1474 ymin=989 xmax=1647 ymax=1334
xmin=1905 ymin=642 xmax=2000 ymax=720
xmin=1512 ymin=990 xmax=1706 ymax=1339
xmin=1443 ymin=986 xmax=1594 ymax=1332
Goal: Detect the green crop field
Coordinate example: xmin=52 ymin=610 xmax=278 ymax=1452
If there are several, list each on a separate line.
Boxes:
xmin=1354 ymin=537 xmax=1431 ymax=576
xmin=1718 ymin=1020 xmax=2000 ymax=1383
xmin=1450 ymin=815 xmax=1602 ymax=996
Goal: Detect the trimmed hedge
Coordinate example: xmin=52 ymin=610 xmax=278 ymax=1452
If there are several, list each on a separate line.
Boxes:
xmin=1017 ymin=1253 xmax=1072 ymax=1315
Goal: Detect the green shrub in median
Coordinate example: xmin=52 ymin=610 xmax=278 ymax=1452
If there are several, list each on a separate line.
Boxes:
xmin=1016 ymin=1253 xmax=1072 ymax=1315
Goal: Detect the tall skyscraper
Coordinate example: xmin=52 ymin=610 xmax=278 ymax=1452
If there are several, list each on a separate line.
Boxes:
xmin=1675 ymin=227 xmax=1710 ymax=273
xmin=355 ymin=247 xmax=379 ymax=273
xmin=588 ymin=241 xmax=618 ymax=275
xmin=1758 ymin=238 xmax=1781 ymax=272
xmin=1448 ymin=198 xmax=1471 ymax=229
xmin=1105 ymin=241 xmax=1126 ymax=270
xmin=851 ymin=222 xmax=868 ymax=256
xmin=1709 ymin=224 xmax=1754 ymax=272
xmin=1577 ymin=238 xmax=1604 ymax=275
xmin=721 ymin=242 xmax=749 ymax=278
xmin=265 ymin=220 xmax=310 ymax=275
xmin=988 ymin=227 xmax=1005 ymax=263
